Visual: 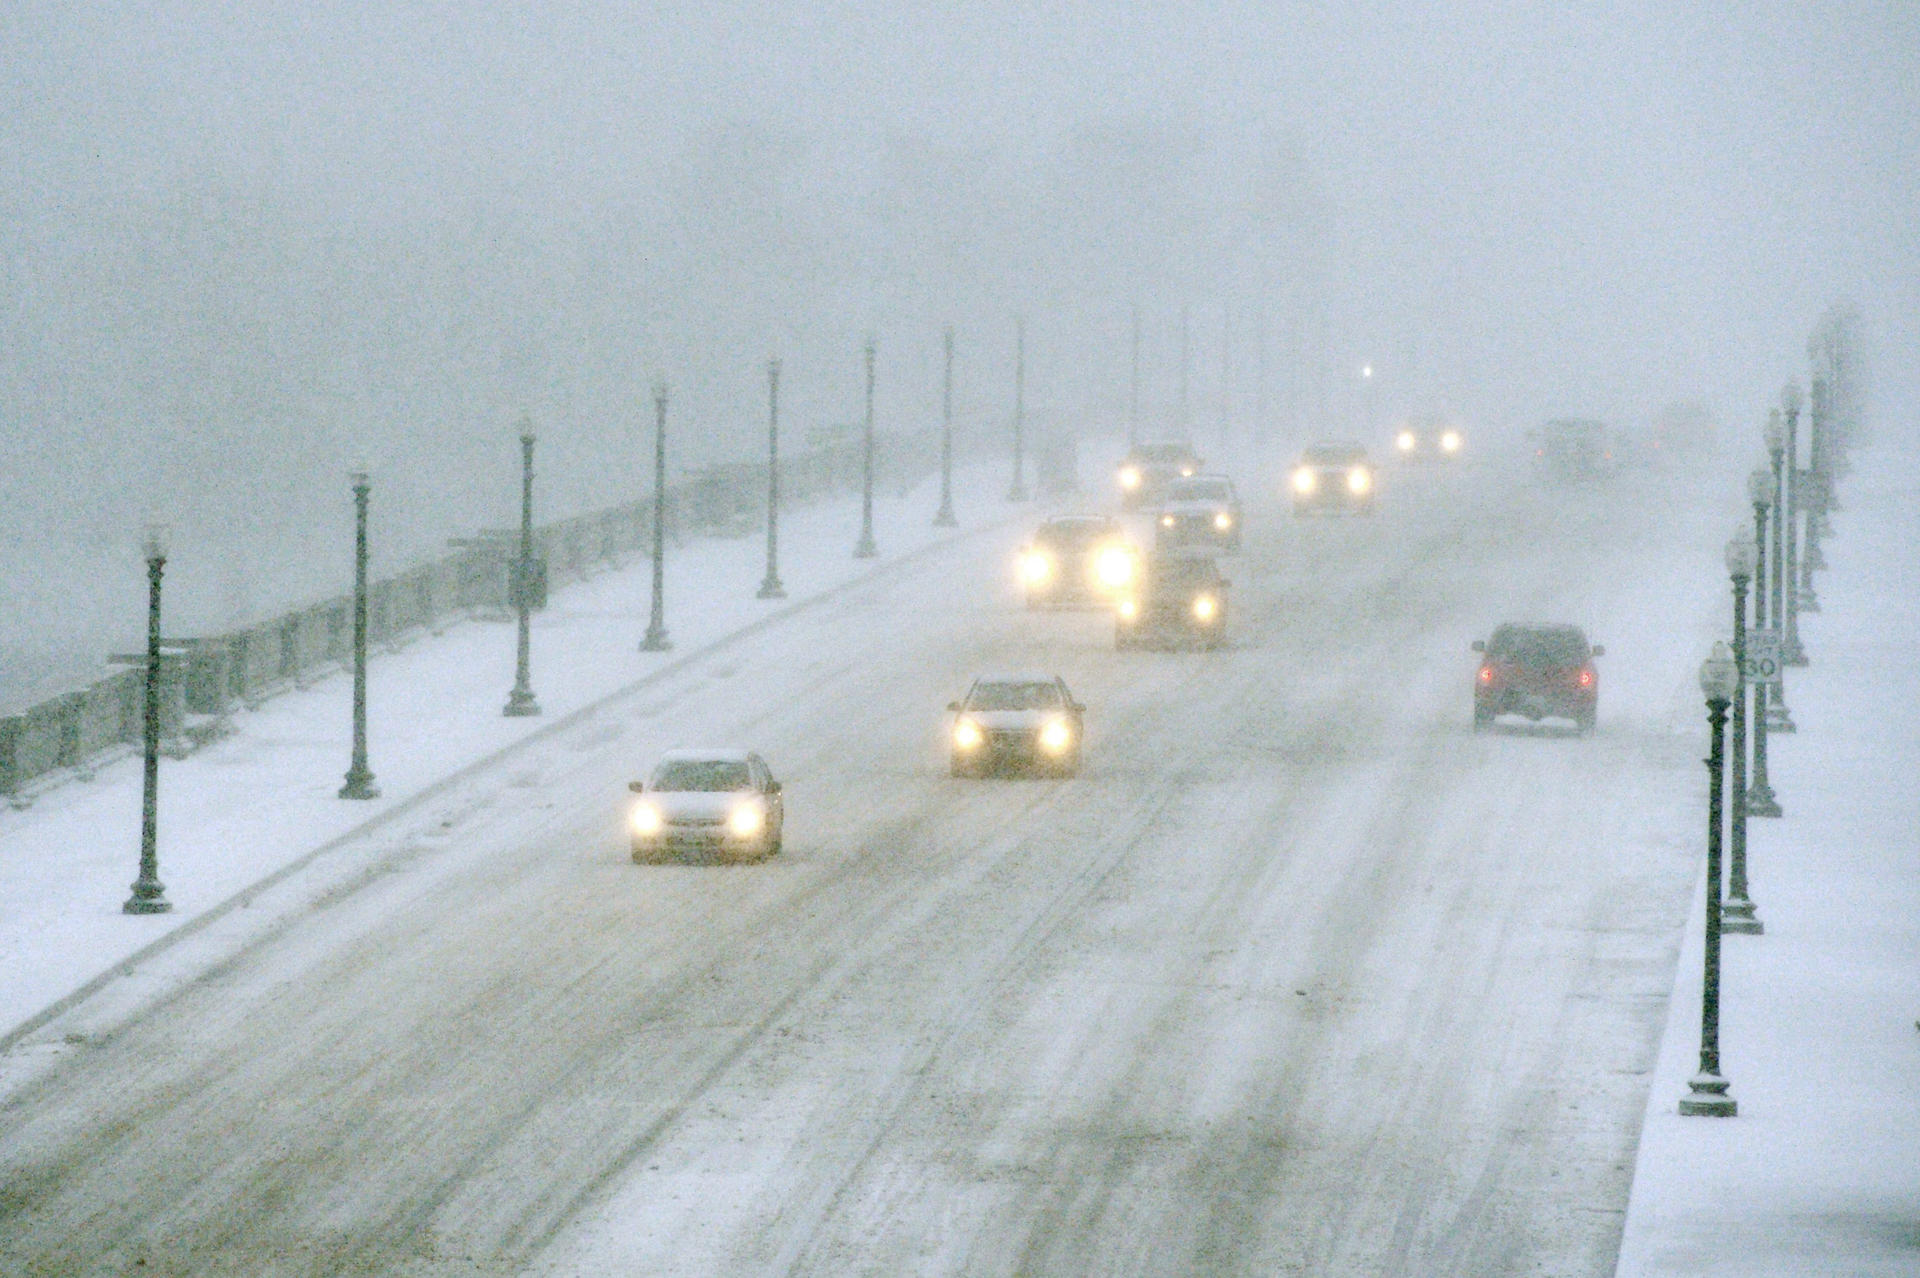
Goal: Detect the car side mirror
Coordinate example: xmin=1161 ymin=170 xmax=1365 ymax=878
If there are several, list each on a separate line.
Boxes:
xmin=767 ymin=780 xmax=782 ymax=794
xmin=1470 ymin=640 xmax=1486 ymax=653
xmin=1069 ymin=701 xmax=1085 ymax=713
xmin=946 ymin=700 xmax=962 ymax=713
xmin=1590 ymin=644 xmax=1605 ymax=658
xmin=628 ymin=780 xmax=645 ymax=793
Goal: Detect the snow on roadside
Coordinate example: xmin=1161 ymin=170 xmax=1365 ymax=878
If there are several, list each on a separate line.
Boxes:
xmin=1615 ymin=446 xmax=1920 ymax=1276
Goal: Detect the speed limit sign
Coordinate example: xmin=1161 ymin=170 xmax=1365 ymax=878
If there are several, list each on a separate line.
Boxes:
xmin=1745 ymin=630 xmax=1784 ymax=687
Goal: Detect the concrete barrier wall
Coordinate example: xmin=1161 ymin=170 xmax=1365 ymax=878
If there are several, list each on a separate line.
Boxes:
xmin=0 ymin=432 xmax=937 ymax=801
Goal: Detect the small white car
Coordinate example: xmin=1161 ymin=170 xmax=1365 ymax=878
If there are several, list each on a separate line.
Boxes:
xmin=948 ymin=674 xmax=1085 ymax=778
xmin=627 ymin=749 xmax=784 ymax=863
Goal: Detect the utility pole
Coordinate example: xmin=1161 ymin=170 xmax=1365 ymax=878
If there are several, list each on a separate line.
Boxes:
xmin=934 ymin=327 xmax=957 ymax=526
xmin=503 ymin=419 xmax=541 ymax=716
xmin=641 ymin=384 xmax=672 ymax=651
xmin=1008 ymin=317 xmax=1029 ymax=501
xmin=854 ymin=339 xmax=878 ymax=557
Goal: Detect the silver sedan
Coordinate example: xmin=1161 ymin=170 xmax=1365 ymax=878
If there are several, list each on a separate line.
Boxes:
xmin=627 ymin=749 xmax=785 ymax=863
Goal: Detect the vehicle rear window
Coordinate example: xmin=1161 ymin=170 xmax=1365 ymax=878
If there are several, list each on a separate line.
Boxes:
xmin=1037 ymin=521 xmax=1104 ymax=547
xmin=1492 ymin=630 xmax=1588 ymax=664
xmin=652 ymin=759 xmax=753 ymax=791
xmin=1149 ymin=557 xmax=1218 ymax=589
xmin=969 ymin=682 xmax=1061 ymax=711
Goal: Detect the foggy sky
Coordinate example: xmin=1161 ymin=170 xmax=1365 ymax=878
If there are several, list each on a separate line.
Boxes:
xmin=3 ymin=1 xmax=1915 ymax=700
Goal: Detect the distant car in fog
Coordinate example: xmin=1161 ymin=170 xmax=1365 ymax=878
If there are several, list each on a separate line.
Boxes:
xmin=628 ymin=749 xmax=785 ymax=862
xmin=1115 ymin=441 xmax=1203 ymax=508
xmin=1018 ymin=514 xmax=1139 ymax=608
xmin=1153 ymin=474 xmax=1243 ymax=552
xmin=1116 ymin=551 xmax=1229 ymax=651
xmin=1471 ymin=624 xmax=1603 ymax=734
xmin=948 ymin=674 xmax=1085 ymax=778
xmin=1531 ymin=418 xmax=1613 ymax=482
xmin=1391 ymin=417 xmax=1465 ymax=462
xmin=1290 ymin=442 xmax=1377 ymax=515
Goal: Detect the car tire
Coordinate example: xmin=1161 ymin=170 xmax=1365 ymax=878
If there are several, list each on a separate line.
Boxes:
xmin=1472 ymin=707 xmax=1492 ymax=733
xmin=631 ymin=842 xmax=666 ymax=865
xmin=950 ymin=758 xmax=975 ymax=779
xmin=1577 ymin=710 xmax=1597 ymax=736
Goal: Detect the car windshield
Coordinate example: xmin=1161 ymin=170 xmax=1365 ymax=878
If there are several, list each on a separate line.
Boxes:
xmin=1165 ymin=478 xmax=1232 ymax=502
xmin=651 ymin=758 xmax=753 ymax=791
xmin=1131 ymin=444 xmax=1196 ymax=465
xmin=1036 ymin=520 xmax=1106 ymax=548
xmin=1492 ymin=629 xmax=1589 ymax=665
xmin=969 ymin=681 xmax=1062 ymax=711
xmin=1303 ymin=446 xmax=1365 ymax=466
xmin=1148 ymin=557 xmax=1219 ymax=591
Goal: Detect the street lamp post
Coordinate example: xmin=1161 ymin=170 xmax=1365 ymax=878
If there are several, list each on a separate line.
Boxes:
xmin=1679 ymin=642 xmax=1739 ymax=1118
xmin=1361 ymin=364 xmax=1376 ymax=438
xmin=641 ymin=384 xmax=672 ymax=651
xmin=854 ymin=339 xmax=879 ymax=558
xmin=339 ymin=472 xmax=380 ymax=799
xmin=1008 ymin=318 xmax=1029 ymax=502
xmin=503 ymin=421 xmax=542 ymax=717
xmin=934 ymin=327 xmax=957 ymax=527
xmin=1780 ymin=384 xmax=1808 ymax=665
xmin=1800 ymin=374 xmax=1827 ymax=595
xmin=124 ymin=523 xmax=174 ymax=913
xmin=1746 ymin=466 xmax=1782 ymax=818
xmin=1723 ymin=534 xmax=1762 ymax=935
xmin=1763 ymin=412 xmax=1796 ymax=733
xmin=1128 ymin=305 xmax=1141 ymax=447
xmin=758 ymin=358 xmax=787 ymax=598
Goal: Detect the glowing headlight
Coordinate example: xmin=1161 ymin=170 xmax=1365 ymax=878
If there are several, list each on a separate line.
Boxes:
xmin=1213 ymin=511 xmax=1233 ymax=531
xmin=728 ymin=801 xmax=766 ymax=838
xmin=1180 ymin=465 xmax=1195 ymax=477
xmin=629 ymin=801 xmax=664 ymax=837
xmin=1347 ymin=466 xmax=1373 ymax=495
xmin=1117 ymin=598 xmax=1139 ymax=621
xmin=1160 ymin=514 xmax=1175 ymax=528
xmin=1441 ymin=430 xmax=1462 ymax=452
xmin=1038 ymin=717 xmax=1073 ymax=754
xmin=953 ymin=717 xmax=984 ymax=749
xmin=1192 ymin=594 xmax=1218 ymax=622
xmin=1022 ymin=551 xmax=1053 ymax=585
xmin=1396 ymin=430 xmax=1417 ymax=452
xmin=1118 ymin=465 xmax=1142 ymax=490
xmin=1093 ymin=544 xmax=1134 ymax=588
xmin=1292 ymin=468 xmax=1318 ymax=495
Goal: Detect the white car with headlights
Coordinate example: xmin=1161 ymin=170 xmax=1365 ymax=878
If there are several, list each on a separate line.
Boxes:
xmin=627 ymin=749 xmax=784 ymax=863
xmin=1018 ymin=514 xmax=1139 ymax=608
xmin=1391 ymin=417 xmax=1465 ymax=462
xmin=1153 ymin=474 xmax=1243 ymax=552
xmin=1289 ymin=442 xmax=1377 ymax=515
xmin=947 ymin=674 xmax=1085 ymax=778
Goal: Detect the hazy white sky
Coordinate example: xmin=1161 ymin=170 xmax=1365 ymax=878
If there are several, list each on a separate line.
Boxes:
xmin=2 ymin=0 xmax=1914 ymax=679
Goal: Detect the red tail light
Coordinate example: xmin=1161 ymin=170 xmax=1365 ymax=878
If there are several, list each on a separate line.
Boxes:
xmin=1577 ymin=668 xmax=1594 ymax=688
xmin=1477 ymin=665 xmax=1494 ymax=685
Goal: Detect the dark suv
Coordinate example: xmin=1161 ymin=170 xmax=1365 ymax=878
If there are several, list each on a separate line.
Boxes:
xmin=1116 ymin=552 xmax=1229 ymax=651
xmin=1471 ymin=624 xmax=1603 ymax=733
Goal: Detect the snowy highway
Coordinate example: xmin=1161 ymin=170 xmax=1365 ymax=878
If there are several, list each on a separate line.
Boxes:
xmin=0 ymin=453 xmax=1734 ymax=1275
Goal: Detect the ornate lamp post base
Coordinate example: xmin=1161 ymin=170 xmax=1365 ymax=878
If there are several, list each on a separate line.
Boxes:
xmin=640 ymin=626 xmax=672 ymax=653
xmin=123 ymin=879 xmax=172 ymax=914
xmin=1746 ymin=783 xmax=1782 ymax=819
xmin=1796 ymin=587 xmax=1820 ymax=614
xmin=503 ymin=687 xmax=541 ymax=717
xmin=1765 ymin=702 xmax=1796 ymax=734
xmin=338 ymin=768 xmax=380 ymax=801
xmin=1679 ymin=1071 xmax=1738 ymax=1117
xmin=853 ymin=532 xmax=878 ymax=559
xmin=1721 ymin=896 xmax=1763 ymax=935
xmin=933 ymin=505 xmax=957 ymax=528
xmin=757 ymin=575 xmax=787 ymax=600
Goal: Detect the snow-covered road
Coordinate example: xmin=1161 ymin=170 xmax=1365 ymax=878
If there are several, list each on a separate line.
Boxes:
xmin=0 ymin=451 xmax=1742 ymax=1275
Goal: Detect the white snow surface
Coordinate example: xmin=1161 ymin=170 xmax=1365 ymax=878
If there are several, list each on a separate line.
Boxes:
xmin=0 ymin=464 xmax=1017 ymax=1046
xmin=0 ymin=439 xmax=1912 ymax=1274
xmin=1613 ymin=455 xmax=1920 ymax=1277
